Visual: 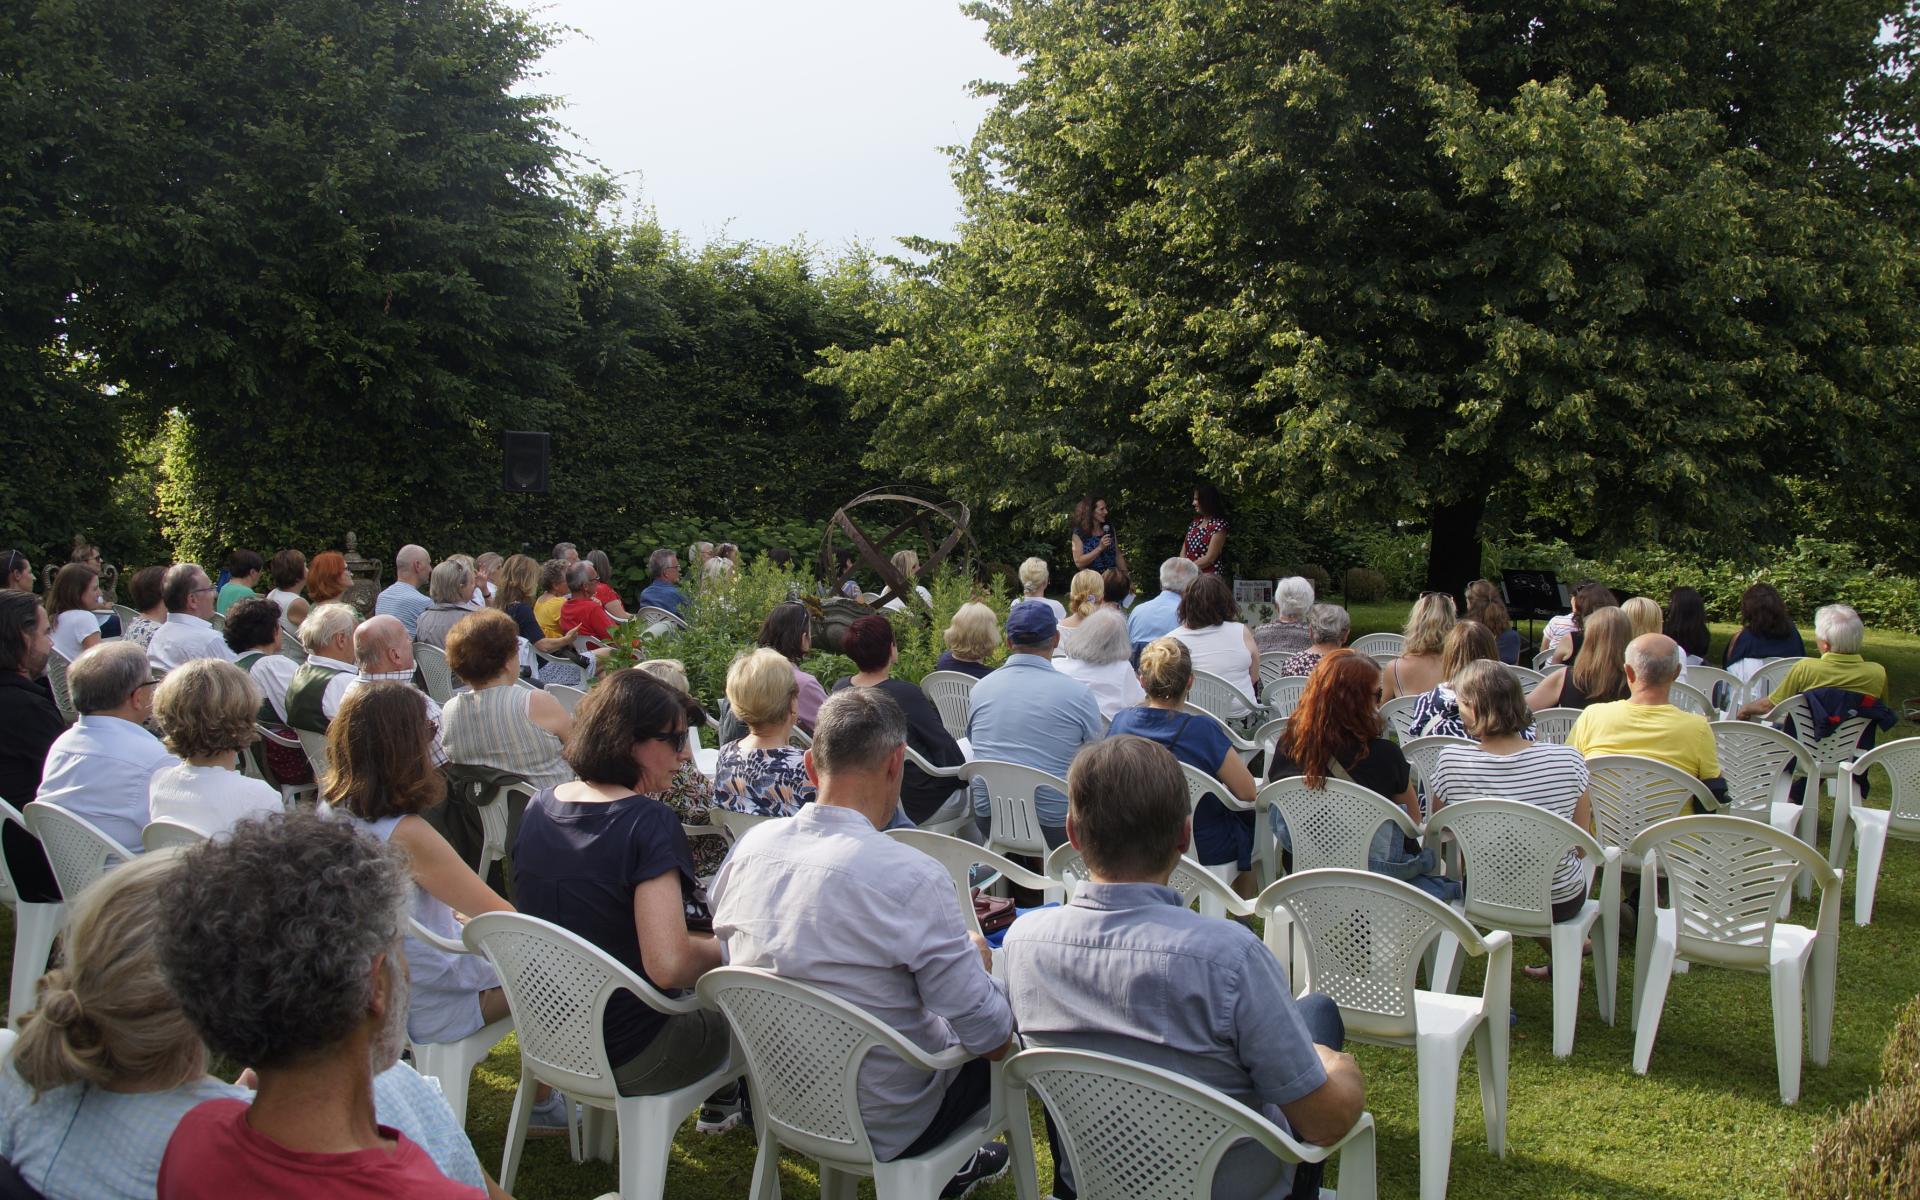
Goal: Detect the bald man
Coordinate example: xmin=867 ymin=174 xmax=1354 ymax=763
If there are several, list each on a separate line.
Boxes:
xmin=375 ymin=543 xmax=432 ymax=637
xmin=1569 ymin=633 xmax=1726 ymax=801
xmin=343 ymin=614 xmax=447 ymax=765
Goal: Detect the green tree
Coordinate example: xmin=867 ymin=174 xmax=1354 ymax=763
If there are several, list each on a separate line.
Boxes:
xmin=821 ymin=0 xmax=1920 ymax=595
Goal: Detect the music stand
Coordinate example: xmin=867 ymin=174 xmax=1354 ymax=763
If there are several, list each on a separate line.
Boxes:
xmin=1500 ymin=570 xmax=1566 ymax=645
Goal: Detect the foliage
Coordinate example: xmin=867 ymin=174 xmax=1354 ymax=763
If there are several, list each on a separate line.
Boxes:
xmin=606 ymin=516 xmax=829 ymax=598
xmin=1342 ymin=568 xmax=1389 ymax=603
xmin=885 ymin=566 xmax=1011 ymax=685
xmin=1789 ymin=994 xmax=1920 ymax=1199
xmin=1290 ymin=563 xmax=1332 ymax=598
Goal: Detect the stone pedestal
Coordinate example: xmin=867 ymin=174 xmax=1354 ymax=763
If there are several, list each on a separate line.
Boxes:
xmin=341 ymin=532 xmax=381 ymax=615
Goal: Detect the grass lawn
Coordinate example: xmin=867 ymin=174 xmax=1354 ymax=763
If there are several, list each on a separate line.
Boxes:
xmin=5 ymin=602 xmax=1918 ymax=1198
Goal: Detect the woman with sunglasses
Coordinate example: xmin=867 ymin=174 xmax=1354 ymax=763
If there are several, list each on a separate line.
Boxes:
xmin=4 ymin=548 xmax=33 ymax=593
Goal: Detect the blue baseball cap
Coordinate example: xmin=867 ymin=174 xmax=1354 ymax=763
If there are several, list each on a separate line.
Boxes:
xmin=1005 ymin=600 xmax=1059 ymax=644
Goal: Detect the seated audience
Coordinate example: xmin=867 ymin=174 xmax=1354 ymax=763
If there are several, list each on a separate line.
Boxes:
xmin=122 ymin=565 xmax=169 ymax=648
xmin=1539 ymin=578 xmax=1599 ymax=655
xmin=1014 ymin=555 xmax=1068 ymax=622
xmin=491 ymin=552 xmax=588 ymax=686
xmin=1 ymin=846 xmax=492 ymax=1200
xmin=344 ymin=615 xmax=446 ymax=762
xmin=1548 ymin=582 xmax=1621 ymax=665
xmin=224 ymin=597 xmax=296 ymax=721
xmin=1101 ymin=566 xmax=1131 ymax=609
xmin=1724 ymin=581 xmax=1805 ymax=674
xmin=1465 ymin=579 xmax=1522 ymax=665
xmin=147 ymin=659 xmax=279 ymax=837
xmin=1003 ymin=736 xmax=1365 ymax=1200
xmin=641 ymin=548 xmax=689 ymax=619
xmin=1407 ymin=620 xmax=1518 ymax=739
xmin=830 ymin=616 xmax=967 ymax=827
xmin=1167 ymin=572 xmax=1259 ymax=703
xmin=1380 ymin=590 xmax=1455 ymax=701
xmin=937 ymin=601 xmax=1001 ymax=680
xmin=442 ymin=608 xmax=572 ymax=790
xmin=585 ymin=550 xmax=629 ymax=619
xmin=0 ymin=589 xmax=65 ymax=833
xmin=1283 ymin=603 xmax=1351 ymax=677
xmin=880 ymin=548 xmax=933 ymax=611
xmin=759 ymin=602 xmax=828 ymax=730
xmin=1055 ymin=568 xmax=1104 ymax=653
xmin=148 ymin=564 xmax=236 ymax=673
xmin=1253 ymin=575 xmax=1317 ymax=660
xmin=710 ymin=687 xmax=1012 ymax=1192
xmin=554 ymin=541 xmax=579 ymax=565
xmin=375 ymin=544 xmax=433 ymax=638
xmin=714 ymin=648 xmax=815 ymax=817
xmin=1054 ymin=607 xmax=1145 ymax=721
xmin=154 ymin=813 xmax=502 ymax=1197
xmin=214 ymin=550 xmax=262 ymax=615
xmin=473 ymin=552 xmax=503 ymax=606
xmin=284 ymin=602 xmax=361 ymax=733
xmin=37 ymin=640 xmax=175 ymax=850
xmin=1621 ymin=595 xmax=1662 ymax=640
xmin=304 ymin=549 xmax=352 ymax=606
xmin=46 ymin=562 xmax=103 ymax=664
xmin=636 ymin=659 xmax=728 ymax=878
xmin=533 ymin=559 xmax=569 ymax=637
xmin=1108 ymin=638 xmax=1258 ymax=887
xmin=1664 ymin=586 xmax=1712 ymax=667
xmin=1570 ymin=634 xmax=1725 ymax=800
xmin=266 ymin=548 xmax=310 ymax=626
xmin=1527 ymin=607 xmax=1631 ymax=711
xmin=413 ymin=558 xmax=477 ymax=649
xmin=965 ymin=604 xmax=1102 ymax=848
xmin=688 ymin=541 xmax=714 ymax=575
xmin=1736 ymin=603 xmax=1888 ymax=719
xmin=513 ymin=670 xmax=737 ymax=1130
xmin=703 ymin=556 xmax=734 ymax=585
xmin=1127 ymin=556 xmax=1199 ymax=653
xmin=561 ymin=561 xmax=618 ymax=643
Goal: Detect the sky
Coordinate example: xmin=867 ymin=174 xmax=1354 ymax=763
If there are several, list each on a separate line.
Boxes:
xmin=524 ymin=0 xmax=1013 ymax=255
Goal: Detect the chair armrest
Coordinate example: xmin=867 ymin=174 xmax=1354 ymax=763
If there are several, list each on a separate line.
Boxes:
xmin=682 ymin=823 xmax=729 ymax=843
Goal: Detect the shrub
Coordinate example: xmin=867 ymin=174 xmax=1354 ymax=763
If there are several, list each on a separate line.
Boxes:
xmin=1789 ymin=994 xmax=1920 ymax=1198
xmin=1291 ymin=564 xmax=1332 ymax=597
xmin=1343 ymin=567 xmax=1389 ymax=602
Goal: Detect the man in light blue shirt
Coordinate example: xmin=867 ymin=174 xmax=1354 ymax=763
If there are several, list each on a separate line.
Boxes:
xmin=374 ymin=544 xmax=432 ymax=638
xmin=1001 ymin=736 xmax=1366 ymax=1200
xmin=965 ymin=603 xmax=1103 ymax=846
xmin=638 ymin=547 xmax=688 ymax=619
xmin=36 ymin=640 xmax=178 ymax=851
xmin=1127 ymin=556 xmax=1199 ymax=656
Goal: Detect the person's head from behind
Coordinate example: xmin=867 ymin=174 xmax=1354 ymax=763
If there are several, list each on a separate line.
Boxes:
xmin=1440 ymin=620 xmax=1497 ymax=680
xmin=1101 ymin=567 xmax=1130 ymax=606
xmin=1177 ymin=572 xmax=1235 ymax=630
xmin=162 ymin=562 xmax=212 ymax=617
xmin=13 ymin=849 xmax=206 ymax=1096
xmin=1274 ymin=576 xmax=1314 ymax=621
xmin=1284 ymin=649 xmax=1382 ymax=786
xmin=1067 ymin=569 xmax=1103 ymax=618
xmin=325 ymin=682 xmax=442 ymax=819
xmin=305 ymin=551 xmax=349 ymax=604
xmin=1572 ymin=581 xmax=1619 ymax=626
xmin=445 ymin=607 xmax=520 ymax=686
xmin=1004 ymin=599 xmax=1060 ymax=655
xmin=428 ymin=558 xmax=473 ymax=607
xmin=127 ymin=564 xmax=166 ymax=615
xmin=808 ymin=686 xmax=908 ymax=818
xmin=69 ymin=640 xmax=154 ymax=719
xmin=1572 ymin=607 xmax=1633 ymax=698
xmin=48 ymin=562 xmax=101 ymax=618
xmin=226 ymin=549 xmax=263 ymax=585
xmin=1158 ymin=556 xmax=1199 ymax=596
xmin=0 ymin=588 xmax=51 ymax=678
xmin=157 ymin=812 xmax=412 ymax=1076
xmin=394 ymin=543 xmax=429 ymax=587
xmin=1623 ymin=633 xmax=1684 ymax=694
xmin=352 ymin=612 xmax=412 ymax=674
xmin=495 ymin=552 xmax=540 ymax=608
xmin=704 ymin=556 xmax=734 ymax=583
xmin=565 ymin=560 xmax=595 ymax=599
xmin=1814 ymin=603 xmax=1865 ymax=655
xmin=1306 ymin=603 xmax=1351 ymax=649
xmin=1740 ymin=582 xmax=1793 ymax=639
xmin=727 ymin=647 xmax=799 ymax=734
xmin=565 ymin=668 xmax=703 ymax=793
xmin=637 ymin=659 xmax=690 ymax=691
xmin=1068 ymin=736 xmax=1190 ymax=882
xmin=647 ymin=547 xmax=680 ymax=584
xmin=154 ymin=659 xmax=260 ymax=761
xmin=1464 ymin=579 xmax=1499 ymax=611
xmin=1137 ymin=636 xmax=1193 ymax=703
xmin=1621 ymin=596 xmax=1662 ymax=640
xmin=943 ymin=602 xmax=1000 ymax=664
xmin=1018 ymin=556 xmax=1051 ymax=596
xmin=1452 ymin=660 xmax=1533 ymax=740
xmin=299 ymin=601 xmax=359 ymax=660
xmin=1664 ymin=586 xmax=1710 ymax=656
xmin=891 ymin=549 xmax=921 ymax=581
xmin=553 ymin=542 xmax=577 ymax=565
xmin=539 ymin=558 xmax=569 ymax=597
xmin=842 ymin=615 xmax=897 ymax=675
xmin=1401 ymin=591 xmax=1457 ymax=655
xmin=222 ymin=596 xmax=282 ymax=654
xmin=1065 ymin=607 xmax=1131 ymax=666
xmin=758 ymin=602 xmax=813 ymax=663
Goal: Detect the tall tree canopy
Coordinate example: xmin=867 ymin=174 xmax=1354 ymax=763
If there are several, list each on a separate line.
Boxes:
xmin=820 ymin=0 xmax=1920 ymax=591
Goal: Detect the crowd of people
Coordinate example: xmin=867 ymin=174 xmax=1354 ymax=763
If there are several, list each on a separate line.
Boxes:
xmin=0 ymin=522 xmax=1901 ymax=1200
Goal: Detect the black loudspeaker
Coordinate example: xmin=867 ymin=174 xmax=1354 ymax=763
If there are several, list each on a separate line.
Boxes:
xmin=502 ymin=432 xmax=550 ymax=494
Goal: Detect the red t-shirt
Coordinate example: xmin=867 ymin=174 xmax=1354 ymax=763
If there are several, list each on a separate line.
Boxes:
xmin=560 ymin=595 xmax=616 ymax=641
xmin=159 ymin=1099 xmax=483 ymax=1198
xmin=592 ymin=581 xmax=622 ymax=609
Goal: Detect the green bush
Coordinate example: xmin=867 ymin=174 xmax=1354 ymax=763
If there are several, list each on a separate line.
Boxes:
xmin=1290 ymin=564 xmax=1333 ymax=597
xmin=607 ymin=517 xmax=823 ymax=598
xmin=1343 ymin=567 xmax=1389 ymax=602
xmin=1789 ymin=994 xmax=1920 ymax=1198
xmin=1352 ymin=529 xmax=1429 ymax=599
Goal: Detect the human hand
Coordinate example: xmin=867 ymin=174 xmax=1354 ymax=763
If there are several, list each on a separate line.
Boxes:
xmin=968 ymin=931 xmax=993 ymax=972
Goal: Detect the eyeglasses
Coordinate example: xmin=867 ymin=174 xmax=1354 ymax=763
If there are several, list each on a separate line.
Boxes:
xmin=193 ymin=585 xmax=218 ymax=596
xmin=642 ymin=728 xmax=689 ymax=752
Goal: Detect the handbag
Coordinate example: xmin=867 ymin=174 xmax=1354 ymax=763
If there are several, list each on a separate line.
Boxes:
xmin=971 ymin=888 xmax=1017 ymax=934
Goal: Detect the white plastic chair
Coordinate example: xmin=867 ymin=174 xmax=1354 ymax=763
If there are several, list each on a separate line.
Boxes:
xmin=1740 ymin=657 xmax=1803 ymax=707
xmin=1683 ymin=665 xmax=1741 ymax=717
xmin=1531 ymin=649 xmax=1561 ymax=671
xmin=1255 ymin=775 xmax=1419 ymax=883
xmin=1627 ymin=816 xmax=1840 ymax=1105
xmin=1252 ymin=715 xmax=1291 ymax=763
xmin=1584 ymin=755 xmax=1720 ymax=861
xmin=887 ymin=828 xmax=1061 ymax=940
xmin=463 ymin=912 xmax=739 ymax=1197
xmin=1711 ymin=721 xmax=1820 ymax=898
xmin=1177 ymin=763 xmax=1255 ymax=908
xmin=688 ymin=721 xmax=720 ymax=779
xmin=1423 ymin=800 xmax=1622 ymax=1056
xmin=44 ymin=648 xmax=76 ymax=724
xmin=1837 ymin=738 xmax=1920 ymax=925
xmin=1260 ymin=675 xmax=1311 ymax=721
xmin=962 ymin=760 xmax=1067 ymax=859
xmin=1004 ymin=1047 xmax=1377 ymax=1200
xmin=21 ymin=800 xmax=134 ymax=903
xmin=406 ymin=919 xmax=517 ymax=1129
xmin=249 ymin=724 xmax=319 ymax=807
xmin=1377 ymin=696 xmax=1421 ymax=742
xmin=1504 ymin=664 xmax=1544 ymax=690
xmin=900 ymin=746 xmax=972 ymax=838
xmin=278 ymin=619 xmax=307 ymax=663
xmin=443 ymin=764 xmax=536 ymax=882
xmin=1257 ymin=869 xmax=1511 ymax=1200
xmin=1257 ymin=655 xmax=1293 ymax=691
xmin=296 ymin=727 xmax=331 ymax=785
xmin=710 ymin=807 xmax=774 ymax=844
xmin=1189 ymin=669 xmax=1260 ymax=726
xmin=547 ymin=683 xmax=587 ymax=714
xmin=1178 ymin=703 xmax=1262 ymax=763
xmin=1398 ymin=736 xmax=1474 ymax=817
xmin=1043 ymin=843 xmax=1253 ymax=918
xmin=1350 ymin=632 xmax=1404 ymax=658
xmin=919 ymin=670 xmax=978 ymax=740
xmin=1767 ymin=695 xmax=1873 ymax=860
xmin=141 ymin=818 xmax=207 ymax=852
xmin=1666 ymin=680 xmax=1714 ymax=718
xmin=633 ymin=605 xmax=686 ymax=631
xmin=111 ymin=603 xmax=140 ymax=629
xmin=1 ymin=798 xmax=65 ymax=1021
xmin=697 ymin=965 xmax=1037 ymax=1200
xmin=413 ymin=643 xmax=455 ymax=705
xmin=1530 ymin=707 xmax=1582 ymax=746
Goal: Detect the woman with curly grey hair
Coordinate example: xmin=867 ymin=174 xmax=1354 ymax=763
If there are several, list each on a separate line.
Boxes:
xmin=147 ymin=658 xmax=281 ymax=838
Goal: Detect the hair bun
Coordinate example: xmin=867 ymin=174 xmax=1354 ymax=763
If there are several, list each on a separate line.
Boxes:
xmin=38 ymin=982 xmax=84 ymax=1029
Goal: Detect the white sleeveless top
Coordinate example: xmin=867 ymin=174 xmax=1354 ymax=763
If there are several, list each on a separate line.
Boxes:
xmin=1169 ymin=622 xmax=1255 ymax=693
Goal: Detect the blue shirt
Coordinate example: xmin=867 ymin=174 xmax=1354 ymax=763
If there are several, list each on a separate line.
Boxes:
xmin=1001 ymin=881 xmax=1329 ymax=1199
xmin=640 ymin=580 xmax=687 ymax=618
xmin=375 ymin=580 xmax=432 ymax=637
xmin=1127 ymin=590 xmax=1183 ymax=648
xmin=965 ymin=653 xmax=1102 ymax=827
xmin=36 ymin=715 xmax=179 ymax=851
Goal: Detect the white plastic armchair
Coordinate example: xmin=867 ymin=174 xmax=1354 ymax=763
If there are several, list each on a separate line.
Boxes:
xmin=1530 ymin=707 xmax=1582 ymax=746
xmin=1398 ymin=736 xmax=1474 ymax=817
xmin=1258 ymin=776 xmax=1420 ymax=876
xmin=412 ymin=643 xmax=455 ymax=704
xmin=406 ymin=918 xmax=516 ymax=1129
xmin=442 ymin=764 xmax=537 ymax=882
xmin=1626 ymin=816 xmax=1840 ymax=1105
xmin=278 ymin=619 xmax=307 ymax=663
xmin=1683 ymin=665 xmax=1741 ymax=717
xmin=1741 ymin=657 xmax=1803 ymax=708
xmin=632 ymin=605 xmax=687 ymax=633
xmin=1712 ymin=721 xmax=1820 ymax=900
xmin=1504 ymin=664 xmax=1545 ymax=691
xmin=1767 ymin=694 xmax=1872 ymax=855
xmin=710 ymin=807 xmax=774 ymax=844
xmin=546 ymin=682 xmax=587 ymax=714
xmin=140 ymin=818 xmax=207 ymax=853
xmin=1189 ymin=669 xmax=1260 ymax=726
xmin=1179 ymin=704 xmax=1262 ymax=763
xmin=886 ymin=828 xmax=1062 ymax=939
xmin=1 ymin=797 xmax=65 ymax=1021
xmin=919 ymin=670 xmax=978 ymax=740
xmin=1666 ymin=680 xmax=1715 ymax=719
xmin=900 ymin=745 xmax=971 ymax=837
xmin=696 ymin=965 xmax=1038 ymax=1200
xmin=462 ymin=912 xmax=739 ymax=1197
xmin=295 ymin=727 xmax=331 ymax=786
xmin=1178 ymin=762 xmax=1255 ymax=906
xmin=1377 ymin=696 xmax=1421 ymax=742
xmin=249 ymin=724 xmax=319 ymax=807
xmin=1044 ymin=843 xmax=1253 ymax=918
xmin=1350 ymin=633 xmax=1404 ymax=659
xmin=1256 ymin=869 xmax=1511 ymax=1200
xmin=1004 ymin=1047 xmax=1377 ymax=1200
xmin=1584 ymin=755 xmax=1720 ymax=861
xmin=44 ymin=648 xmax=76 ymax=724
xmin=962 ymin=760 xmax=1067 ymax=858
xmin=1260 ymin=675 xmax=1311 ymax=721
xmin=1252 ymin=716 xmax=1291 ymax=763
xmin=1423 ymin=800 xmax=1622 ymax=1056
xmin=1837 ymin=738 xmax=1920 ymax=925
xmin=21 ymin=800 xmax=134 ymax=903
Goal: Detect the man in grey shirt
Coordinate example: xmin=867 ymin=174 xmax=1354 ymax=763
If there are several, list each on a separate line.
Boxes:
xmin=1001 ymin=736 xmax=1366 ymax=1199
xmin=710 ymin=687 xmax=1014 ymax=1198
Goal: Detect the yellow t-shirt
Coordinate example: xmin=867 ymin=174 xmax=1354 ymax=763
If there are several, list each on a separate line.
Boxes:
xmin=1569 ymin=700 xmax=1720 ymax=780
xmin=533 ymin=593 xmax=565 ymax=639
xmin=1768 ymin=653 xmax=1889 ymax=706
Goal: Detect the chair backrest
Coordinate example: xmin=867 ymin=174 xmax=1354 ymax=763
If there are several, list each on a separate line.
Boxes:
xmin=44 ymin=648 xmax=76 ymax=724
xmin=1398 ymin=734 xmax=1473 ymax=804
xmin=1177 ymin=704 xmax=1258 ymax=757
xmin=412 ymin=643 xmax=454 ymax=705
xmin=1260 ymin=675 xmax=1310 ymax=721
xmin=296 ymin=728 xmax=331 ymax=782
xmin=111 ymin=603 xmax=140 ymax=627
xmin=141 ymin=818 xmax=208 ymax=853
xmin=1179 ymin=762 xmax=1249 ymax=814
xmin=1043 ymin=843 xmax=1251 ymax=917
xmin=1666 ymin=680 xmax=1714 ymax=718
xmin=546 ymin=683 xmax=587 ymax=714
xmin=1628 ymin=815 xmax=1838 ymax=969
xmin=1424 ymin=799 xmax=1604 ymax=934
xmin=462 ymin=911 xmax=682 ymax=1102
xmin=1252 ymin=716 xmax=1290 ymax=761
xmin=208 ymin=611 xmax=225 ymax=634
xmin=1255 ymin=776 xmax=1416 ymax=873
xmin=788 ymin=725 xmax=813 ymax=750
xmin=0 ymin=797 xmax=37 ymax=908
xmin=1504 ymin=664 xmax=1545 ymax=690
xmin=1683 ymin=664 xmax=1740 ymax=713
xmin=278 ymin=620 xmax=307 ymax=663
xmin=1377 ymin=695 xmax=1421 ymax=741
xmin=1257 ymin=868 xmax=1491 ymax=1041
xmin=1770 ymin=694 xmax=1874 ymax=775
xmin=1350 ymin=632 xmax=1404 ymax=658
xmin=21 ymin=801 xmax=134 ymax=900
xmin=901 ymin=744 xmax=960 ymax=780
xmin=1585 ymin=755 xmax=1719 ymax=851
xmin=633 ymin=605 xmax=686 ymax=630
xmin=1842 ymin=737 xmax=1920 ymax=834
xmin=1257 ymin=656 xmax=1291 ymax=691
xmin=1710 ymin=721 xmax=1815 ymax=822
xmin=887 ymin=828 xmax=1057 ymax=935
xmin=1742 ymin=657 xmax=1802 ymax=706
xmin=919 ymin=670 xmax=977 ymax=739
xmin=962 ymin=760 xmax=1066 ymax=856
xmin=1532 ymin=649 xmax=1560 ymax=671
xmin=1531 ymin=707 xmax=1582 ymax=745
xmin=1004 ymin=1048 xmax=1341 ymax=1199
xmin=710 ymin=807 xmax=773 ymax=843
xmin=1188 ymin=670 xmax=1256 ymax=724
xmin=697 ymin=965 xmax=959 ymax=1166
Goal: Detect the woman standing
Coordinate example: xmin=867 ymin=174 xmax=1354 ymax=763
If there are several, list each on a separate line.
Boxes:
xmin=46 ymin=563 xmax=103 ymax=663
xmin=1069 ymin=495 xmax=1127 ymax=577
xmin=1181 ymin=484 xmax=1228 ymax=575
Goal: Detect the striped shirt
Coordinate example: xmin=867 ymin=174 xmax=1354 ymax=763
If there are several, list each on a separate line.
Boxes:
xmin=1429 ymin=742 xmax=1590 ymax=903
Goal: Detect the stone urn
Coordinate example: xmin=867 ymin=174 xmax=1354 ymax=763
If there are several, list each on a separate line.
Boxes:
xmin=814 ymin=595 xmax=875 ymax=654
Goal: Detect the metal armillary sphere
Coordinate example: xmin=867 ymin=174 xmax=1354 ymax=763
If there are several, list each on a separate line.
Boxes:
xmin=819 ymin=486 xmax=975 ymax=613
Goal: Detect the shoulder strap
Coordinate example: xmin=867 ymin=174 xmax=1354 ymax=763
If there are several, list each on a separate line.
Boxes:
xmin=1326 ymin=755 xmax=1356 ymax=784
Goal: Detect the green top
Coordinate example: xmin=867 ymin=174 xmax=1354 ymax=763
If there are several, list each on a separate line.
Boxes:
xmin=215 ymin=580 xmax=257 ymax=615
xmin=1769 ymin=652 xmax=1890 ymax=705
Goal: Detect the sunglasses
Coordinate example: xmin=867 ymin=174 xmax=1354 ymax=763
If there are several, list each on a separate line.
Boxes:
xmin=643 ymin=727 xmax=690 ymax=752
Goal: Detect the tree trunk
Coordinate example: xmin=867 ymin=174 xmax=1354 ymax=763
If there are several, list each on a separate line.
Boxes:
xmin=1424 ymin=493 xmax=1487 ymax=604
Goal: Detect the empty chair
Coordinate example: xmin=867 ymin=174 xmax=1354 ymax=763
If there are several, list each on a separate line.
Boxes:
xmin=406 ymin=919 xmax=517 ymax=1128
xmin=919 ymin=669 xmax=978 ymax=740
xmin=1004 ymin=1047 xmax=1376 ymax=1200
xmin=21 ymin=799 xmax=134 ymax=902
xmin=963 ymin=760 xmax=1068 ymax=859
xmin=1530 ymin=707 xmax=1582 ymax=746
xmin=1711 ymin=721 xmax=1820 ymax=891
xmin=1350 ymin=632 xmax=1404 ymax=659
xmin=1378 ymin=696 xmax=1421 ymax=742
xmin=412 ymin=642 xmax=455 ymax=705
xmin=1044 ymin=843 xmax=1253 ymax=918
xmin=1627 ymin=816 xmax=1840 ymax=1105
xmin=1666 ymin=680 xmax=1715 ymax=718
xmin=141 ymin=818 xmax=207 ymax=852
xmin=1261 ymin=675 xmax=1311 ymax=721
xmin=1257 ymin=869 xmax=1511 ymax=1200
xmin=888 ymin=828 xmax=1061 ymax=937
xmin=1 ymin=797 xmax=65 ymax=1021
xmin=1836 ymin=738 xmax=1920 ymax=925
xmin=547 ymin=682 xmax=587 ymax=714
xmin=1683 ymin=664 xmax=1741 ymax=717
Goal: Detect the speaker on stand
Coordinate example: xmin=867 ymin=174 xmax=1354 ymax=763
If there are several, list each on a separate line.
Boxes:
xmin=502 ymin=432 xmax=550 ymax=494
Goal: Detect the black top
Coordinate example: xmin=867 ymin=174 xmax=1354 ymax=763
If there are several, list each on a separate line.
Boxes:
xmin=934 ymin=652 xmax=994 ymax=680
xmin=1558 ymin=668 xmax=1628 ymax=710
xmin=0 ymin=673 xmax=65 ymax=902
xmin=504 ymin=601 xmax=545 ymax=645
xmin=1267 ymin=736 xmax=1411 ymax=798
xmin=829 ymin=676 xmax=967 ymax=824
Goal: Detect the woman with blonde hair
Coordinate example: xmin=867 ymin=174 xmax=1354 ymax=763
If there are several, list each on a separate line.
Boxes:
xmin=1055 ymin=567 xmax=1106 ymax=654
xmin=1013 ymin=557 xmax=1066 ymax=622
xmin=880 ymin=548 xmax=933 ymax=611
xmin=1406 ymin=621 xmax=1524 ymax=740
xmin=937 ymin=601 xmax=1000 ymax=679
xmin=1528 ymin=606 xmax=1632 ymax=710
xmin=147 ymin=658 xmax=281 ymax=836
xmin=713 ymin=647 xmax=814 ymax=817
xmin=1621 ymin=595 xmax=1662 ymax=640
xmin=1380 ymin=591 xmax=1457 ymax=701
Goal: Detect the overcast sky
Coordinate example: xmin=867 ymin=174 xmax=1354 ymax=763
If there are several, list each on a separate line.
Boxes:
xmin=526 ymin=0 xmax=1011 ymax=254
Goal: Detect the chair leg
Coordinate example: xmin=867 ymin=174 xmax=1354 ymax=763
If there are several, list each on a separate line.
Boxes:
xmin=1473 ymin=1022 xmax=1508 ymax=1157
xmin=499 ymin=1072 xmax=539 ymax=1191
xmin=1548 ymin=922 xmax=1585 ymax=1058
xmin=1593 ymin=904 xmax=1618 ymax=1029
xmin=1794 ymin=803 xmax=1818 ymax=900
xmin=1828 ymin=775 xmax=1853 ymax=871
xmin=1770 ymin=958 xmax=1805 ymax=1105
xmin=616 ymin=1099 xmax=676 ymax=1200
xmin=1006 ymin=1088 xmax=1043 ymax=1200
xmin=8 ymin=902 xmax=63 ymax=1022
xmin=1631 ymin=935 xmax=1677 ymax=1076
xmin=1334 ymin=1119 xmax=1378 ymax=1200
xmin=1413 ymin=1034 xmax=1463 ymax=1200
xmin=747 ymin=1124 xmax=783 ymax=1200
xmin=818 ymin=1164 xmax=860 ymax=1200
xmin=1852 ymin=822 xmax=1888 ymax=926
